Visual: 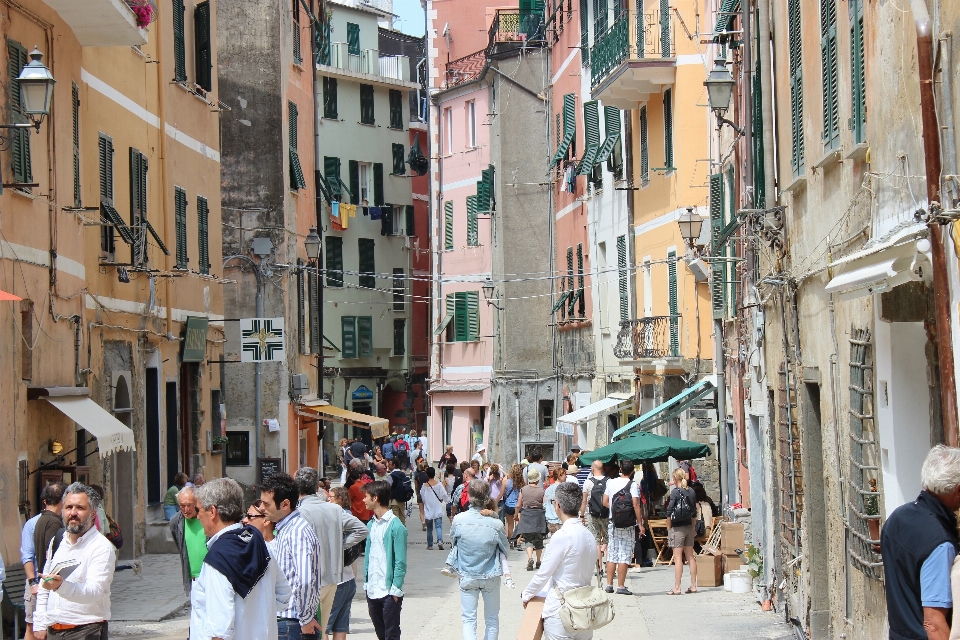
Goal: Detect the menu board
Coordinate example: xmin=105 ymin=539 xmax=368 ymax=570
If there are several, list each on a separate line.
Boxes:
xmin=258 ymin=457 xmax=282 ymax=485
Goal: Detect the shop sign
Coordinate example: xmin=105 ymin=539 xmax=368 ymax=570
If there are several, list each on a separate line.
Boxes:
xmin=240 ymin=318 xmax=285 ymax=362
xmin=182 ymin=316 xmax=209 ymax=362
xmin=352 ymin=385 xmax=374 ymax=400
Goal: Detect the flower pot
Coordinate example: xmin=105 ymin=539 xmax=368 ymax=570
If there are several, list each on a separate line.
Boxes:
xmin=868 ymin=519 xmax=881 ymax=553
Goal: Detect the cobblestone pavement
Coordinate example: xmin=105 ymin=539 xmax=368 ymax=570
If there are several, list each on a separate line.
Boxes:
xmin=111 ymin=518 xmax=795 ymax=640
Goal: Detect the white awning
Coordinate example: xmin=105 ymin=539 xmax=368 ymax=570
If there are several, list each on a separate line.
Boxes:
xmin=556 ymin=393 xmax=632 ymax=427
xmin=825 ymin=233 xmax=931 ymax=302
xmin=45 ymin=396 xmax=136 ymax=457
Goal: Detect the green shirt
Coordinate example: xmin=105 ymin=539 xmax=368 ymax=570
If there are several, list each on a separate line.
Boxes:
xmin=163 ymin=485 xmax=180 ymax=507
xmin=183 ymin=517 xmax=207 ymax=578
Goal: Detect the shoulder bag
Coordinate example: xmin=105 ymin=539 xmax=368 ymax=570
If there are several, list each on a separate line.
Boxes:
xmin=555 ymin=585 xmax=615 ymax=633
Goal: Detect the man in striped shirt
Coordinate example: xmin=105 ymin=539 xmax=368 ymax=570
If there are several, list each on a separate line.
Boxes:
xmin=261 ymin=473 xmax=322 ymax=640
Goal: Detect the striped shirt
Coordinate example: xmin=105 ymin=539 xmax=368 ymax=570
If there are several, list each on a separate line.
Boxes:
xmin=576 ymin=466 xmax=590 ymax=490
xmin=272 ymin=510 xmax=321 ymax=626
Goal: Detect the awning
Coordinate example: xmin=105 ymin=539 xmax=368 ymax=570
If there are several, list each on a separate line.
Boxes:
xmin=825 ymin=226 xmax=931 ymax=301
xmin=43 ymin=395 xmax=136 ymax=457
xmin=301 ymin=404 xmax=390 ymax=439
xmin=557 ymin=393 xmax=632 ymax=431
xmin=611 ymin=377 xmax=716 ymax=441
xmin=0 ymin=289 xmax=22 ymax=301
xmin=428 ymin=383 xmax=490 ymax=393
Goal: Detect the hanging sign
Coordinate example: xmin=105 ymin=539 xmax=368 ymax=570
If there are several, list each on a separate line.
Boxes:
xmin=182 ymin=316 xmax=209 ymax=362
xmin=240 ymin=318 xmax=286 ymax=362
xmin=352 ymin=385 xmax=374 ymax=400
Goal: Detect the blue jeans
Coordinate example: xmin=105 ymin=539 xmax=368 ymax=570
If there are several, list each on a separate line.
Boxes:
xmin=277 ymin=618 xmax=319 ymax=640
xmin=163 ymin=505 xmax=178 ymax=520
xmin=427 ymin=517 xmax=443 ymax=546
xmin=459 ymin=576 xmax=501 ymax=640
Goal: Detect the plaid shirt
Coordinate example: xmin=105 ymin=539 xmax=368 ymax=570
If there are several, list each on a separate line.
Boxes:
xmin=272 ymin=510 xmax=321 ymax=626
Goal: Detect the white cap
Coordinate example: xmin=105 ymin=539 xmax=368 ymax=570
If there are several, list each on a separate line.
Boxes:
xmin=476 ymin=443 xmax=486 ymax=452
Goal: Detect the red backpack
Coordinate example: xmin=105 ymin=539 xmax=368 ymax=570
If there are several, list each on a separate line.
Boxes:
xmin=460 ymin=485 xmax=470 ymax=508
xmin=396 ymin=439 xmax=409 ymax=452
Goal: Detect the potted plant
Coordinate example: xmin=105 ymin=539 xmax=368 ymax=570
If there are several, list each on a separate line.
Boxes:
xmin=744 ymin=545 xmax=765 ymax=603
xmin=211 ymin=435 xmax=229 ymax=454
xmin=865 ymin=478 xmax=881 ymax=552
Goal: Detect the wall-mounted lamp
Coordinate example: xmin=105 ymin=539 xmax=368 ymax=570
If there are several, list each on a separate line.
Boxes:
xmin=481 ymin=278 xmax=502 ymax=310
xmin=677 ymin=206 xmax=704 ymax=249
xmin=704 ymin=56 xmax=744 ymax=135
xmin=4 ymin=48 xmax=55 ymax=133
xmin=49 ymin=439 xmax=63 ymax=455
xmin=304 ymin=227 xmax=321 ymax=263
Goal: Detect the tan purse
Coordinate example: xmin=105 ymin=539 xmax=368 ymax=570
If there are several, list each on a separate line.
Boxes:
xmin=554 ymin=585 xmax=615 ymax=632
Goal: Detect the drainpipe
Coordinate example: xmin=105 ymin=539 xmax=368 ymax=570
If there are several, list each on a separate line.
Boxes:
xmin=310 ymin=1 xmax=325 ymax=405
xmin=758 ymin=0 xmax=776 ymax=203
xmin=941 ymin=32 xmax=958 ymax=206
xmin=224 ymin=256 xmax=264 ymax=460
xmin=155 ymin=3 xmax=174 ymax=339
xmin=715 ymin=318 xmax=728 ymax=505
xmin=515 ymin=389 xmax=521 ymax=464
xmin=911 ymin=0 xmax=959 ymax=445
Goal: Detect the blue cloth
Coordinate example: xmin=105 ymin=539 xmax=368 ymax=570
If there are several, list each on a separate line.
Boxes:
xmin=426 ymin=517 xmax=443 ymax=547
xmin=450 ymin=508 xmax=509 ymax=580
xmin=544 ymin=483 xmax=560 ymax=525
xmin=21 ymin=513 xmax=40 ymax=567
xmin=920 ymin=541 xmax=956 ymax=608
xmin=325 ymin=579 xmax=356 ymax=634
xmin=383 ymin=442 xmax=394 ymax=460
xmin=278 ymin=617 xmax=319 ymax=640
xmin=164 ymin=505 xmax=179 ymax=520
xmin=459 ymin=576 xmax=501 ymax=640
xmin=504 ymin=480 xmax=520 ymax=508
xmin=203 ymin=524 xmax=270 ymax=599
xmin=369 ymin=206 xmax=382 ymax=220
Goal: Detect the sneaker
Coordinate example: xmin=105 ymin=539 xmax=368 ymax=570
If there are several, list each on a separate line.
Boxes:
xmin=504 ymin=576 xmax=516 ymax=589
xmin=437 ymin=542 xmax=444 ymax=550
xmin=616 ymin=587 xmax=633 ymax=596
xmin=427 ymin=545 xmax=434 ymax=550
xmin=440 ymin=566 xmax=458 ymax=578
xmin=604 ymin=585 xmax=614 ymax=593
xmin=526 ymin=559 xmax=535 ymax=571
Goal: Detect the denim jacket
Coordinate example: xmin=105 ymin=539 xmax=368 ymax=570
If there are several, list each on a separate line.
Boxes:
xmin=449 ymin=507 xmax=509 ymax=579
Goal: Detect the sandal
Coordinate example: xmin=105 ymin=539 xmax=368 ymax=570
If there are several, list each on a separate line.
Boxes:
xmin=685 ymin=587 xmax=698 ymax=593
xmin=666 ymin=589 xmax=683 ymax=595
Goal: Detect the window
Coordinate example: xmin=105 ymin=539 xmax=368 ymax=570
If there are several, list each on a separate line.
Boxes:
xmin=444 ymin=201 xmax=454 ymax=250
xmin=72 ymin=83 xmax=81 ymax=207
xmin=356 ymin=162 xmax=372 ymax=204
xmin=850 ymin=0 xmax=866 ymax=144
xmin=405 ymin=205 xmax=415 ymax=236
xmin=442 ymin=407 xmax=454 ymax=449
xmin=323 ymin=77 xmax=338 ymax=119
xmin=226 ymin=431 xmax=250 ymax=466
xmin=392 ymin=143 xmax=406 ymax=175
xmin=820 ymin=0 xmax=839 ymax=150
xmin=577 ymin=100 xmax=600 ymax=176
xmin=307 ymin=267 xmax=320 ymax=353
xmin=593 ymin=0 xmax=608 ymax=37
xmin=444 ymin=108 xmax=453 ymax=154
xmin=565 ymin=246 xmax=578 ymax=318
xmin=393 ymin=268 xmax=405 ymax=310
xmin=347 ymin=22 xmax=360 ymax=56
xmin=466 ymin=100 xmax=477 ymax=148
xmin=195 ymin=1 xmax=212 ymax=91
xmin=663 ymin=88 xmax=674 ymax=169
xmin=576 ymin=243 xmax=586 ymax=317
xmin=172 ymin=0 xmax=187 ymax=82
xmin=439 ymin=291 xmax=479 ymax=341
xmin=466 ymin=195 xmax=479 ymax=246
xmin=197 ymin=195 xmax=210 ymax=274
xmin=598 ymin=105 xmax=622 ymax=177
xmin=99 ymin=133 xmax=116 ymax=256
xmin=21 ymin=299 xmax=32 ymax=381
xmin=324 ymin=156 xmax=342 ymax=200
xmin=289 ymin=101 xmax=306 ymax=190
xmin=550 ymin=94 xmax=576 ymax=168
xmin=639 ymin=106 xmax=649 ymax=183
xmin=297 ymin=262 xmax=306 ymax=353
xmin=8 ymin=40 xmax=31 ymax=186
xmin=393 ymin=318 xmax=405 ymax=356
xmin=175 ymin=186 xmax=188 ymax=269
xmin=391 ymin=206 xmax=404 ymax=235
xmin=358 ymin=238 xmax=376 ymax=289
xmin=617 ymin=235 xmax=629 ymax=322
xmin=341 ymin=316 xmax=373 ymax=358
xmin=325 ymin=236 xmax=343 ymax=287
xmin=579 ymin=0 xmax=589 ymax=66
xmin=373 ymin=162 xmax=384 ymax=205
xmin=18 ymin=459 xmax=28 ymax=514
xmin=129 ymin=148 xmax=149 ymax=264
xmin=788 ymin=0 xmax=804 ymax=175
xmin=667 ymin=250 xmax=678 ymax=356
xmin=539 ymin=400 xmax=554 ymax=429
xmin=476 ymin=166 xmax=495 ymax=213
xmin=360 ymin=84 xmax=375 ymax=124
xmin=292 ymin=0 xmax=302 ymax=65
xmin=389 ymin=90 xmax=403 ymax=129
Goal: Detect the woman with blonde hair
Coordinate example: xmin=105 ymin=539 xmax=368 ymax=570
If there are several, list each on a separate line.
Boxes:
xmin=666 ymin=467 xmax=699 ymax=595
xmin=503 ymin=463 xmax=525 ymax=543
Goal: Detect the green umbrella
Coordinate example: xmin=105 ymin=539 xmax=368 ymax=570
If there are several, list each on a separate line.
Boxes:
xmin=578 ymin=431 xmax=711 ymax=466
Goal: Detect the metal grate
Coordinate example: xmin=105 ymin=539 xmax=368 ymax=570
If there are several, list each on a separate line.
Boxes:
xmin=845 ymin=327 xmax=883 ymax=580
xmin=19 ymin=459 xmax=29 ymax=514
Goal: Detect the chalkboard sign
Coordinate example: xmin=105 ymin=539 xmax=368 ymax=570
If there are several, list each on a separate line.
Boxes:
xmin=258 ymin=457 xmax=282 ymax=485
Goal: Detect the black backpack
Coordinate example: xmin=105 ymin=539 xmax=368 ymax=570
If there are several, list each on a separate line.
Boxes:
xmin=611 ymin=480 xmax=637 ymax=528
xmin=670 ymin=488 xmax=695 ymax=524
xmin=391 ymin=470 xmax=414 ymax=502
xmin=588 ymin=477 xmax=609 ymax=518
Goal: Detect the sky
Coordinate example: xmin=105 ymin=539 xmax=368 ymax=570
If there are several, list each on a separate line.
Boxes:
xmin=391 ymin=0 xmax=426 ymax=37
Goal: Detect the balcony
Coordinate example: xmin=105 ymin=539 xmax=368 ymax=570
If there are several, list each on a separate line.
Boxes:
xmin=613 ymin=316 xmax=680 ymax=362
xmin=47 ymin=0 xmax=148 ymax=47
xmin=589 ymin=8 xmax=677 ymax=109
xmin=487 ymin=8 xmax=546 ymax=58
xmin=320 ymin=43 xmax=417 ymax=88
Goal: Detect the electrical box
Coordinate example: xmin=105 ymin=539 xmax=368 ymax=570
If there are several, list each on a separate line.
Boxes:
xmin=290 ymin=373 xmax=309 ymax=396
xmin=684 ymin=255 xmax=710 ymax=282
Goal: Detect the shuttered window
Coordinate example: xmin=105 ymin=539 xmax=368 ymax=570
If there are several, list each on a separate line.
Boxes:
xmin=325 ymin=236 xmax=343 ymax=287
xmin=297 ymin=262 xmax=307 ymax=354
xmin=709 ymin=173 xmax=725 ymax=318
xmin=466 ymin=195 xmax=479 ymax=246
xmin=850 ymin=0 xmax=866 ymax=144
xmin=659 ymin=0 xmax=670 ymax=56
xmin=72 ymin=83 xmax=81 ymax=207
xmin=788 ymin=0 xmax=804 ymax=175
xmin=577 ymin=101 xmax=601 ymax=175
xmin=360 ymin=84 xmax=375 ymax=125
xmin=593 ymin=0 xmax=608 ymax=37
xmin=357 ymin=316 xmax=373 ymax=356
xmin=663 ymin=89 xmax=674 ymax=169
xmin=405 ymin=205 xmax=415 ymax=236
xmin=289 ymin=101 xmax=306 ymax=190
xmin=444 ymin=201 xmax=454 ymax=250
xmin=373 ymin=162 xmax=384 ymax=205
xmin=579 ymin=0 xmax=589 ymax=66
xmin=324 ymin=156 xmax=342 ymax=199
xmin=308 ymin=268 xmax=320 ymax=353
xmin=667 ymin=251 xmax=679 ymax=356
xmin=195 ymin=1 xmax=212 ymax=91
xmin=323 ymin=77 xmax=338 ymax=119
xmin=639 ymin=106 xmax=649 ymax=183
xmin=617 ymin=235 xmax=628 ymax=322
xmin=172 ymin=0 xmax=187 ymax=82
xmin=129 ymin=148 xmax=149 ymax=264
xmin=292 ymin=0 xmax=303 ymax=65
xmin=476 ymin=166 xmax=495 ymax=213
xmin=197 ymin=195 xmax=210 ymax=274
xmin=392 ymin=143 xmax=406 ymax=175
xmin=576 ymin=244 xmax=585 ymax=316
xmin=8 ymin=40 xmax=30 ymax=186
xmin=565 ymin=247 xmax=575 ymax=319
xmin=820 ymin=0 xmax=839 ymax=150
xmin=393 ymin=318 xmax=406 ymax=356
xmin=596 ymin=106 xmax=621 ymax=168
xmin=349 ymin=160 xmax=360 ymax=205
xmin=358 ymin=238 xmax=376 ymax=289
xmin=174 ymin=186 xmax=188 ymax=269
xmin=389 ymin=90 xmax=403 ymax=129
xmin=451 ymin=291 xmax=479 ymax=341
xmin=341 ymin=316 xmax=357 ymax=358
xmin=347 ymin=22 xmax=361 ymax=56
xmin=99 ymin=134 xmax=115 ymax=255
xmin=550 ymin=94 xmax=577 ymax=168
xmin=393 ymin=268 xmax=405 ymax=310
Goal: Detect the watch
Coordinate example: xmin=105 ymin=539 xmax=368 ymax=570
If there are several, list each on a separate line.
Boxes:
xmin=29 ymin=577 xmax=40 ymax=586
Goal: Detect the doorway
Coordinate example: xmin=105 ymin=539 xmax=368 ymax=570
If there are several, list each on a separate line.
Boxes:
xmin=146 ymin=368 xmax=161 ymax=504
xmin=165 ymin=381 xmax=179 ymax=488
xmin=113 ymin=374 xmax=135 ymax=560
xmin=801 ymin=381 xmax=830 ymax=637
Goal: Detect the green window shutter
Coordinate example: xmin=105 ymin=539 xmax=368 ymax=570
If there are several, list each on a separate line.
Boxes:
xmin=72 ymin=83 xmax=80 ymax=206
xmin=347 ymin=22 xmax=360 ymax=56
xmin=788 ymin=0 xmax=804 ymax=175
xmin=663 ymin=89 xmax=674 ymax=168
xmin=349 ymin=160 xmax=360 ymax=205
xmin=297 ymin=262 xmax=306 ymax=353
xmin=850 ymin=0 xmax=865 ymax=144
xmin=357 ymin=316 xmax=373 ymax=356
xmin=753 ymin=59 xmax=765 ymax=208
xmin=466 ymin=291 xmax=479 ymax=340
xmin=292 ymin=0 xmax=303 ymax=65
xmin=579 ymin=0 xmax=589 ymax=66
xmin=197 ymin=195 xmax=210 ymax=274
xmin=323 ymin=77 xmax=338 ymax=119
xmin=660 ymin=0 xmax=670 ymax=57
xmin=551 ymin=292 xmax=571 ymax=315
xmin=639 ymin=106 xmax=649 ymax=183
xmin=550 ymin=94 xmax=577 ymax=168
xmin=576 ymin=243 xmax=585 ymax=316
xmin=325 ymin=235 xmax=343 ymax=287
xmin=667 ymin=255 xmax=680 ymax=354
xmin=172 ymin=0 xmax=187 ymax=82
xmin=389 ymin=90 xmax=403 ymax=129
xmin=444 ymin=201 xmax=454 ymax=250
xmin=98 ymin=134 xmax=114 ymax=255
xmin=435 ymin=293 xmax=455 ymax=336
xmin=577 ymin=101 xmax=601 ymax=175
xmin=341 ymin=316 xmax=357 ymax=358
xmin=175 ymin=186 xmax=188 ymax=268
xmin=373 ymin=162 xmax=384 ymax=205
xmin=360 ymin=84 xmax=375 ymax=125
xmin=289 ymin=101 xmax=307 ymax=190
xmin=466 ymin=195 xmax=479 ymax=246
xmin=709 ymin=173 xmax=725 ymax=318
xmin=394 ymin=318 xmax=406 ymax=355
xmin=405 ymin=205 xmax=415 ymax=236
xmin=195 ymin=2 xmax=212 ymax=91
xmin=636 ymin=0 xmax=646 ymax=59
xmin=8 ymin=40 xmax=30 ymax=186
xmin=595 ymin=106 xmax=622 ymax=166
xmin=129 ymin=149 xmax=149 ymax=264
xmin=358 ymin=238 xmax=376 ymax=289
xmin=621 ymin=240 xmax=633 ymax=319
xmin=308 ymin=268 xmax=321 ymax=353
xmin=392 ymin=143 xmax=406 ymax=175
xmin=324 ymin=156 xmax=342 ymax=199
xmin=565 ymin=247 xmax=575 ymax=319
xmin=454 ymin=292 xmax=469 ymax=341
xmin=820 ymin=0 xmax=839 ymax=149
xmin=593 ymin=0 xmax=608 ymax=39
xmin=476 ymin=166 xmax=495 ymax=213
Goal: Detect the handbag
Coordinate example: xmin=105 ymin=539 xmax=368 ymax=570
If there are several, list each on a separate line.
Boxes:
xmin=554 ymin=585 xmax=615 ymax=633
xmin=105 ymin=512 xmax=123 ymax=549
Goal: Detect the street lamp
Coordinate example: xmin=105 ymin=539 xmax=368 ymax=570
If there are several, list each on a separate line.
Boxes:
xmin=304 ymin=227 xmax=321 ymax=262
xmin=482 ymin=278 xmax=502 ymax=310
xmin=677 ymin=206 xmax=704 ymax=248
xmin=5 ymin=48 xmax=56 ymax=132
xmin=703 ymin=56 xmax=744 ymax=135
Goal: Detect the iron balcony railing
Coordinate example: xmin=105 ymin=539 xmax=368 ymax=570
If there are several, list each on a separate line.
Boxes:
xmin=613 ymin=316 xmax=681 ymax=360
xmin=488 ymin=8 xmax=546 ymax=47
xmin=590 ymin=5 xmax=676 ymax=89
xmin=323 ymin=43 xmax=410 ymax=82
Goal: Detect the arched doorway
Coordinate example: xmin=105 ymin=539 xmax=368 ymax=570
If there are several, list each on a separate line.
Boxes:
xmin=113 ymin=374 xmax=135 ymax=560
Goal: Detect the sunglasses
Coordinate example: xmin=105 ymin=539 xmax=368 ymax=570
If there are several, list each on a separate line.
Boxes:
xmin=243 ymin=512 xmax=265 ymax=520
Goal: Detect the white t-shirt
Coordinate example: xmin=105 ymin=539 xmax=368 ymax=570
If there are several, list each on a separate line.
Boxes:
xmin=582 ymin=474 xmax=607 ymax=495
xmin=604 ymin=476 xmax=639 ymax=501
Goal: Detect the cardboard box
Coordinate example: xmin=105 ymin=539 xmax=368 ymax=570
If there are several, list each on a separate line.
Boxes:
xmin=517 ymin=596 xmax=545 ymax=640
xmin=696 ymin=553 xmax=723 ymax=587
xmin=722 ymin=553 xmax=744 ymax=573
xmin=720 ymin=522 xmax=745 ymax=555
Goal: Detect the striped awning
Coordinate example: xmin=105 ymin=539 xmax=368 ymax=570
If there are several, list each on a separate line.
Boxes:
xmin=611 ymin=377 xmax=716 ymax=441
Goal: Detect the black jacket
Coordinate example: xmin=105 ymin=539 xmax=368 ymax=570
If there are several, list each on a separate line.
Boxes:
xmin=882 ymin=491 xmax=959 ymax=639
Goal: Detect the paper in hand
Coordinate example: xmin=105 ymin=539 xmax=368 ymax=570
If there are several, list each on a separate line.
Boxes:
xmin=46 ymin=558 xmax=80 ymax=580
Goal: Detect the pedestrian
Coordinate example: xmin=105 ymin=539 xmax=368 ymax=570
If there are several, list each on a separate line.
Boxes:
xmin=394 ymin=435 xmax=410 ymax=471
xmin=524 ymin=447 xmax=549 ymax=485
xmin=420 ymin=467 xmax=448 ymax=550
xmin=163 ymin=473 xmax=188 ymax=520
xmin=664 ymin=468 xmax=698 ymax=594
xmin=545 ymin=468 xmax=566 ymax=536
xmin=324 ymin=489 xmax=367 ymax=640
xmin=521 ymin=482 xmax=598 ymax=640
xmin=169 ymin=486 xmax=207 ymax=596
xmin=470 ymin=459 xmax=482 ymax=481
xmin=362 ymin=481 xmax=408 ymax=640
xmin=580 ymin=460 xmax=609 ymax=570
xmin=243 ymin=500 xmax=277 ymax=542
xmin=374 ymin=463 xmax=391 ymax=484
xmin=388 ymin=459 xmax=414 ymax=525
xmin=347 ymin=468 xmax=373 ymax=522
xmin=602 ymin=460 xmax=644 ymax=595
xmin=472 ymin=444 xmax=486 ymax=466
xmin=449 ymin=480 xmax=509 ymax=640
xmin=450 ymin=468 xmax=477 ymax=521
xmin=514 ymin=468 xmax=548 ymax=571
xmin=417 ymin=430 xmax=428 ymax=457
xmin=34 ymin=483 xmax=116 ymax=640
xmin=415 ymin=459 xmax=430 ymax=531
xmin=34 ymin=482 xmax=67 ymax=587
xmin=373 ymin=446 xmax=386 ymax=466
xmin=191 ymin=478 xmax=291 ymax=640
xmin=412 ymin=440 xmax=425 ymax=466
xmin=339 ymin=439 xmax=350 ymax=484
xmin=185 ymin=473 xmax=205 ymax=489
xmin=439 ymin=445 xmax=457 ymax=470
xmin=884 ymin=445 xmax=960 ymax=638
xmin=259 ymin=473 xmax=323 ymax=639
xmin=575 ymin=452 xmax=591 ymax=490
xmin=487 ymin=464 xmax=504 ymax=506
xmin=503 ymin=464 xmax=524 ymax=544
xmin=295 ymin=466 xmax=368 ymax=636
xmin=22 ymin=482 xmax=65 ymax=640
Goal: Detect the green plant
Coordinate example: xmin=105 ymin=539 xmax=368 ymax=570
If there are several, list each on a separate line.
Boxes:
xmin=864 ymin=478 xmax=879 ymax=516
xmin=212 ymin=435 xmax=230 ymax=446
xmin=745 ymin=545 xmax=763 ymax=580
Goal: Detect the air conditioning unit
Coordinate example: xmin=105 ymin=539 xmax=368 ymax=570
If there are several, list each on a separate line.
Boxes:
xmin=290 ymin=373 xmax=309 ymax=396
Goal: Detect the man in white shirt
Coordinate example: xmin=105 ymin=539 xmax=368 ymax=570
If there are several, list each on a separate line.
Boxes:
xmin=524 ymin=447 xmax=549 ymax=485
xmin=362 ymin=481 xmax=408 ymax=640
xmin=34 ymin=483 xmax=116 ymax=640
xmin=601 ymin=460 xmax=644 ymax=595
xmin=191 ymin=477 xmax=291 ymax=640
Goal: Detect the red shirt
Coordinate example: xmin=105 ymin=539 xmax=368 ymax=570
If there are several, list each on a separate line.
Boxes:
xmin=349 ymin=482 xmax=372 ymax=521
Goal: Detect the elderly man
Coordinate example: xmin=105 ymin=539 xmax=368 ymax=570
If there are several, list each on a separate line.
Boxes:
xmin=450 ymin=480 xmax=509 ymax=640
xmin=170 ymin=487 xmax=206 ymax=595
xmin=34 ymin=483 xmax=116 ymax=640
xmin=883 ymin=445 xmax=960 ymax=640
xmin=191 ymin=478 xmax=291 ymax=640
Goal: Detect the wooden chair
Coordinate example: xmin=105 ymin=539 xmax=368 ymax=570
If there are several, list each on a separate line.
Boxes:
xmin=647 ymin=518 xmax=672 ymax=565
